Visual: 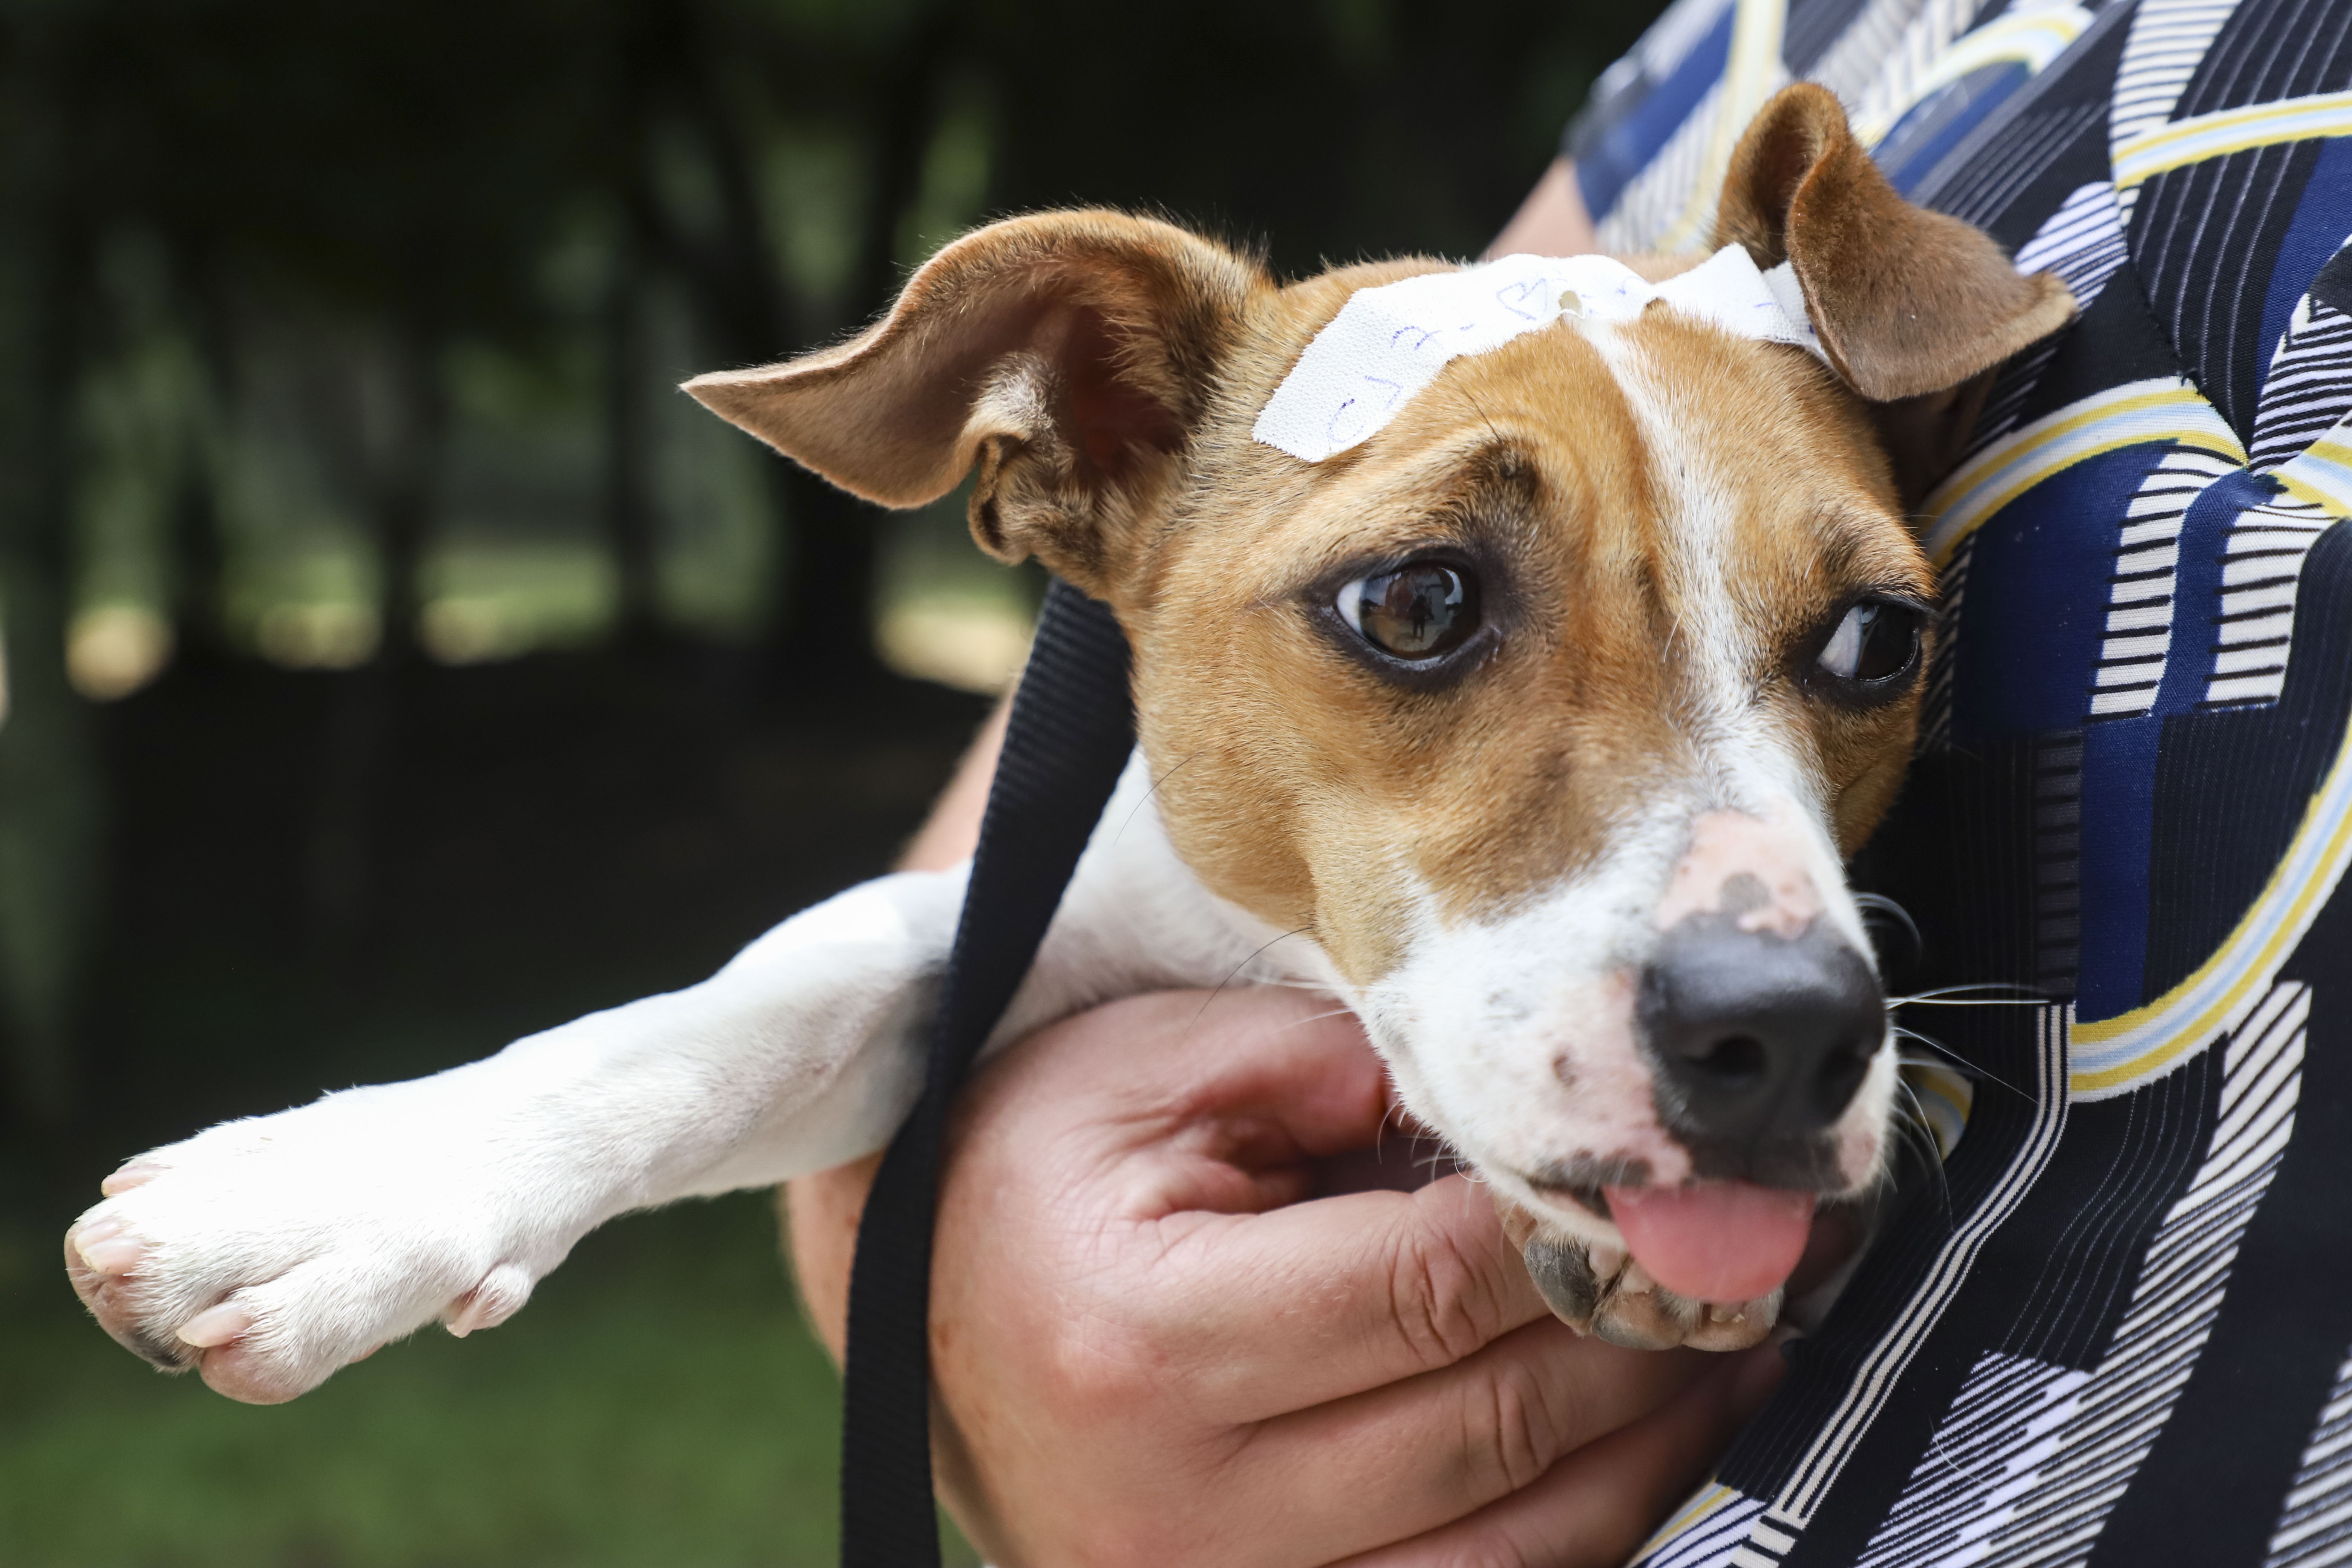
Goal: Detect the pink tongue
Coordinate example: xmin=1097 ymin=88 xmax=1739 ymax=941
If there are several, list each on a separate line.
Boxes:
xmin=1603 ymin=1182 xmax=1816 ymax=1302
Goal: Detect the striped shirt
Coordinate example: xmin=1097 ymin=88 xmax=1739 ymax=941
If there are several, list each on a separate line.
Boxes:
xmin=1569 ymin=3 xmax=2352 ymax=1564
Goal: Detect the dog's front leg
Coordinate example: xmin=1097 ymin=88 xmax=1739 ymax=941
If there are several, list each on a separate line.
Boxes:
xmin=63 ymin=867 xmax=969 ymax=1403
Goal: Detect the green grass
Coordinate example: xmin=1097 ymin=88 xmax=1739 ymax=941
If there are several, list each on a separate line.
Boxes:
xmin=0 ymin=1193 xmax=977 ymax=1567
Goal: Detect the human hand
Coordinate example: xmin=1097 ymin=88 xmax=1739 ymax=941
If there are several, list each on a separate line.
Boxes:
xmin=787 ymin=987 xmax=1782 ymax=1567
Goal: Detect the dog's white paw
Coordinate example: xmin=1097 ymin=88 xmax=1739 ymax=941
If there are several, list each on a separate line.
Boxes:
xmin=64 ymin=1076 xmax=573 ymax=1404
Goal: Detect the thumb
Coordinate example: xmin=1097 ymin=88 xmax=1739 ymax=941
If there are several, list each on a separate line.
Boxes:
xmin=1334 ymin=1340 xmax=1787 ymax=1568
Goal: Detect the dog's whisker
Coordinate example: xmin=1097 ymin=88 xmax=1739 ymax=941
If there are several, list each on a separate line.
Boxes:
xmin=1375 ymin=1097 xmax=1420 ymax=1162
xmin=1110 ymin=749 xmax=1204 ymax=848
xmin=1183 ymin=926 xmax=1319 ymax=1034
xmin=1274 ymin=1006 xmax=1364 ymax=1034
xmin=1853 ymin=892 xmax=1922 ymax=961
xmin=1446 ymin=380 xmax=1510 ymax=456
xmin=1890 ymin=1026 xmax=2030 ymax=1101
xmin=1886 ymin=981 xmax=2047 ymax=1006
xmin=1246 ymin=976 xmax=1415 ymax=995
xmin=1891 ymin=1077 xmax=1957 ymax=1224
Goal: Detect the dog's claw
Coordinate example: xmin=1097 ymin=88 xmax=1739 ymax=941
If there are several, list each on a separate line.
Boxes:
xmin=102 ymin=1162 xmax=163 ymax=1196
xmin=77 ymin=1234 xmax=144 ymax=1277
xmin=65 ymin=1224 xmax=193 ymax=1371
xmin=178 ymin=1302 xmax=254 ymax=1349
xmin=443 ymin=1263 xmax=533 ymax=1338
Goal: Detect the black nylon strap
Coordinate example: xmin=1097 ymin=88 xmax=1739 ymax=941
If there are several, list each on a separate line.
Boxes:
xmin=838 ymin=578 xmax=1135 ymax=1568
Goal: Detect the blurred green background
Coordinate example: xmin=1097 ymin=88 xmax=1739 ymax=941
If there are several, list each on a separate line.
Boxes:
xmin=0 ymin=0 xmax=1658 ymax=1561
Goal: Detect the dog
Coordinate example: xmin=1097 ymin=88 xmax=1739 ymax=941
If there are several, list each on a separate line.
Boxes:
xmin=65 ymin=84 xmax=2072 ymax=1404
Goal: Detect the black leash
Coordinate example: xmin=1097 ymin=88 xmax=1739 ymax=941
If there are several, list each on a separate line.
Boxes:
xmin=838 ymin=578 xmax=1135 ymax=1567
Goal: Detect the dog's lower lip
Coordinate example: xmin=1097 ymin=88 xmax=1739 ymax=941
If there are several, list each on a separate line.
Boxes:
xmin=1527 ymin=1180 xmax=1612 ymax=1219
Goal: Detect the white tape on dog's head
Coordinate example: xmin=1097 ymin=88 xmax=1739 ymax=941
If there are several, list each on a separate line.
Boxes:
xmin=1253 ymin=246 xmax=1828 ymax=463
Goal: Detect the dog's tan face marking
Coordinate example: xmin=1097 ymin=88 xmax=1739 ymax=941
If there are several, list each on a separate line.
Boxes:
xmin=1118 ymin=292 xmax=1931 ymax=1221
xmin=684 ymin=84 xmax=2074 ymax=1286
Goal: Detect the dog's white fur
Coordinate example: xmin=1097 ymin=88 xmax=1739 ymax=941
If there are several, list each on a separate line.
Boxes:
xmin=74 ymin=762 xmax=1338 ymax=1396
xmin=67 ymin=298 xmax=1900 ymax=1393
xmin=70 ymin=77 xmax=2088 ymax=1395
xmin=70 ymin=468 xmax=1885 ymax=1398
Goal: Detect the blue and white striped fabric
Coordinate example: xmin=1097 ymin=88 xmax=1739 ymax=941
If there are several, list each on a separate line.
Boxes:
xmin=1570 ymin=0 xmax=2352 ymax=1562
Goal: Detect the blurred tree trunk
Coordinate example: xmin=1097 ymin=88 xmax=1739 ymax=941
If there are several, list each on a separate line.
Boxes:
xmin=304 ymin=322 xmax=446 ymax=937
xmin=603 ymin=239 xmax=660 ymax=646
xmin=169 ymin=465 xmax=229 ymax=659
xmin=764 ymin=13 xmax=955 ymax=687
xmin=372 ymin=321 xmax=447 ymax=672
xmin=0 ymin=183 xmax=103 ymax=1123
xmin=171 ymin=267 xmax=237 ymax=661
xmin=649 ymin=3 xmax=957 ymax=695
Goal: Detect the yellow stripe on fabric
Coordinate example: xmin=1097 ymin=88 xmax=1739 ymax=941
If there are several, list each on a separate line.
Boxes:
xmin=1853 ymin=5 xmax=2093 ymax=146
xmin=2276 ymin=437 xmax=2352 ymax=518
xmin=1920 ymin=379 xmax=2245 ymax=566
xmin=1654 ymin=0 xmax=1789 ymax=251
xmin=1635 ymin=1483 xmax=1743 ymax=1563
xmin=2070 ymin=710 xmax=2352 ymax=1096
xmin=1899 ymin=1058 xmax=1976 ymax=1162
xmin=2113 ymin=88 xmax=2352 ymax=189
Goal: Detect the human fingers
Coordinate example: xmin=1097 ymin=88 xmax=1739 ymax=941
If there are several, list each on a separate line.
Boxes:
xmin=1328 ymin=1342 xmax=1785 ymax=1568
xmin=1129 ymin=1175 xmax=1556 ymax=1423
xmin=950 ymin=988 xmax=1399 ymax=1223
xmin=930 ymin=988 xmax=1404 ymax=1561
xmin=951 ymin=992 xmax=1555 ymax=1419
xmin=783 ymin=987 xmax=1370 ymax=1367
xmin=1222 ymin=1319 xmax=1710 ymax=1561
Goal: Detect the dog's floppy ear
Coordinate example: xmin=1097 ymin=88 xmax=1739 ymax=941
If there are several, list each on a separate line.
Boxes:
xmin=1715 ymin=84 xmax=2075 ymax=502
xmin=683 ymin=210 xmax=1265 ymax=596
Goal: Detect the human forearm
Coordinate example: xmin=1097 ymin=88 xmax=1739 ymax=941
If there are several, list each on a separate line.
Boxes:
xmin=1487 ymin=156 xmax=1599 ymax=259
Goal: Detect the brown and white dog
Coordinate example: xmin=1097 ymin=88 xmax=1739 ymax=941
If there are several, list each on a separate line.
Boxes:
xmin=65 ymin=86 xmax=2072 ymax=1403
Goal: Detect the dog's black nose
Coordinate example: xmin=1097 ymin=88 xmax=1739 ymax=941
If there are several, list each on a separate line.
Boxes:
xmin=1638 ymin=915 xmax=1885 ymax=1168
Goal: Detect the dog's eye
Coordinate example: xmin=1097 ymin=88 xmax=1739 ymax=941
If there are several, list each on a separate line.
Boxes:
xmin=1816 ymin=600 xmax=1921 ymax=686
xmin=1337 ymin=562 xmax=1479 ymax=659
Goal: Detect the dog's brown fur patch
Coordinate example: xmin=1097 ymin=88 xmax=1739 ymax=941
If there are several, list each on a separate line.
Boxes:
xmin=680 ymin=89 xmax=2083 ymax=1337
xmin=682 ymin=83 xmax=2072 ymax=1000
xmin=1127 ymin=298 xmax=1937 ymax=986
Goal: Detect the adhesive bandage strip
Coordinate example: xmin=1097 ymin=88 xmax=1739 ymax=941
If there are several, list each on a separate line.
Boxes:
xmin=1252 ymin=245 xmax=1829 ymax=463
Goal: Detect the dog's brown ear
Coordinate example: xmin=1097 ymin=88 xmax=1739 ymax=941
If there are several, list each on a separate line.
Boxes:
xmin=683 ymin=210 xmax=1265 ymax=596
xmin=1715 ymin=84 xmax=2075 ymax=502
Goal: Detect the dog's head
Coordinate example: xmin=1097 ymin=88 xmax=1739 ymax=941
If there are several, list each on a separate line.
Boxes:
xmin=689 ymin=87 xmax=2072 ymax=1305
